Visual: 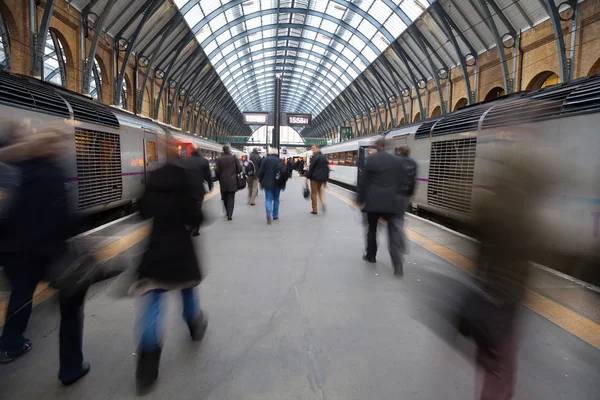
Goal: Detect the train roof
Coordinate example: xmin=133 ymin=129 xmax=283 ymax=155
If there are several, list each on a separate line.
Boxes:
xmin=321 ymin=135 xmax=382 ymax=154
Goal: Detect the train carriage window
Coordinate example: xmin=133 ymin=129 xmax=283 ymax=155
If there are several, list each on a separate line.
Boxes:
xmin=327 ymin=153 xmax=333 ymax=163
xmin=352 ymin=150 xmax=358 ymax=166
xmin=345 ymin=152 xmax=353 ymax=166
xmin=43 ymin=30 xmax=67 ymax=87
xmin=332 ymin=153 xmax=339 ymax=165
xmin=146 ymin=141 xmax=157 ymax=163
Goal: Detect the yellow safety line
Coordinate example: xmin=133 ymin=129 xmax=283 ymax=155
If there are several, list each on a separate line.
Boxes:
xmin=0 ymin=189 xmax=221 ymax=325
xmin=324 ymin=186 xmax=600 ymax=350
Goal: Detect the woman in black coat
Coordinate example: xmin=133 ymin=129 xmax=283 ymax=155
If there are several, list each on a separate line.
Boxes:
xmin=131 ymin=138 xmax=207 ymax=394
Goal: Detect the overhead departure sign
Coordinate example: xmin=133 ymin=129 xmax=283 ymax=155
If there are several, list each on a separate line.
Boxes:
xmin=286 ymin=113 xmax=311 ymax=126
xmin=243 ymin=112 xmax=269 ymax=125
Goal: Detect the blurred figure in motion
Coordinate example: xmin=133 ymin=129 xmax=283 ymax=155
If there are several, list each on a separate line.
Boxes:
xmin=357 ymin=138 xmax=413 ymax=276
xmin=245 ymin=147 xmax=262 ymax=206
xmin=258 ymin=150 xmax=286 ymax=224
xmin=460 ymin=139 xmax=569 ymax=400
xmin=182 ymin=143 xmax=213 ymax=236
xmin=131 ymin=137 xmax=207 ymax=395
xmin=287 ymin=157 xmax=295 ymax=179
xmin=0 ymin=123 xmax=90 ymax=384
xmin=396 ymin=146 xmax=417 ymax=200
xmin=306 ymin=144 xmax=329 ymax=215
xmin=215 ymin=145 xmax=242 ymax=221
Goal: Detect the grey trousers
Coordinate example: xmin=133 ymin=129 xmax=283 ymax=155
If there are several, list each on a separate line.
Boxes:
xmin=247 ymin=175 xmax=259 ymax=204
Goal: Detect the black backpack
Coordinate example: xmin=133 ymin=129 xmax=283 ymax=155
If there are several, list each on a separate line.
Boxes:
xmin=275 ymin=160 xmax=288 ymax=186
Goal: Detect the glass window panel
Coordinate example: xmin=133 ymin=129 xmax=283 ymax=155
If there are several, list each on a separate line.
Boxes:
xmin=200 ymin=0 xmax=220 ymax=16
xmin=215 ymin=30 xmax=232 ymax=45
xmin=357 ymin=0 xmax=375 ymax=13
xmin=369 ymin=1 xmax=393 ymax=24
xmin=204 ymin=40 xmax=218 ymax=55
xmin=310 ymin=0 xmax=327 ymax=13
xmin=184 ymin=4 xmax=203 ymax=27
xmin=320 ymin=19 xmax=337 ymax=34
xmin=325 ymin=2 xmax=346 ymax=19
xmin=362 ymin=46 xmax=378 ymax=63
xmin=336 ymin=57 xmax=349 ymax=71
xmin=312 ymin=45 xmax=325 ymax=55
xmin=347 ymin=34 xmax=365 ymax=51
xmin=357 ymin=19 xmax=377 ymax=40
xmin=301 ymin=30 xmax=316 ymax=41
xmin=195 ymin=26 xmax=212 ymax=43
xmin=306 ymin=15 xmax=322 ymax=28
xmin=384 ymin=13 xmax=407 ymax=38
xmin=175 ymin=0 xmax=191 ymax=8
xmin=341 ymin=47 xmax=355 ymax=62
xmin=209 ymin=13 xmax=227 ymax=32
xmin=245 ymin=16 xmax=262 ymax=30
xmin=402 ymin=1 xmax=426 ymax=21
xmin=224 ymin=7 xmax=238 ymax=23
xmin=262 ymin=14 xmax=277 ymax=26
xmin=344 ymin=10 xmax=361 ymax=28
xmin=211 ymin=51 xmax=223 ymax=64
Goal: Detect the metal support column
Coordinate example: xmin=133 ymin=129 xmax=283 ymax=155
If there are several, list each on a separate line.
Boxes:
xmin=31 ymin=0 xmax=56 ymax=78
xmin=273 ymin=77 xmax=282 ymax=155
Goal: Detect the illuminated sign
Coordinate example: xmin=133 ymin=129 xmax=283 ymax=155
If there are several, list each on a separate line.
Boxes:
xmin=286 ymin=114 xmax=311 ymax=126
xmin=243 ymin=112 xmax=269 ymax=125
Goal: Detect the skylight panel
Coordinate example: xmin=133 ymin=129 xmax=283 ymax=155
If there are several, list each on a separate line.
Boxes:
xmin=200 ymin=0 xmax=220 ymax=16
xmin=184 ymin=4 xmax=203 ymax=27
xmin=320 ymin=19 xmax=337 ymax=34
xmin=357 ymin=19 xmax=378 ymax=40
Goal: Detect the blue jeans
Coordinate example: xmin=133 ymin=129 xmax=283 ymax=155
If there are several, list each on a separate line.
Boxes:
xmin=139 ymin=287 xmax=199 ymax=352
xmin=264 ymin=188 xmax=281 ymax=219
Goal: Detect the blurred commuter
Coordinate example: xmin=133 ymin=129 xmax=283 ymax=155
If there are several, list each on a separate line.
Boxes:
xmin=182 ymin=143 xmax=213 ymax=236
xmin=215 ymin=145 xmax=242 ymax=221
xmin=132 ymin=137 xmax=207 ymax=395
xmin=396 ymin=146 xmax=417 ymax=201
xmin=0 ymin=123 xmax=90 ymax=384
xmin=287 ymin=157 xmax=295 ymax=179
xmin=245 ymin=147 xmax=262 ymax=206
xmin=357 ymin=138 xmax=411 ymax=276
xmin=297 ymin=159 xmax=305 ymax=176
xmin=258 ymin=151 xmax=286 ymax=224
xmin=306 ymin=144 xmax=329 ymax=215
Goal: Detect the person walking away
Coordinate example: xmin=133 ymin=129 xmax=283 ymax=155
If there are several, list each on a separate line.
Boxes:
xmin=245 ymin=147 xmax=262 ymax=206
xmin=181 ymin=143 xmax=213 ymax=236
xmin=287 ymin=157 xmax=295 ymax=179
xmin=258 ymin=152 xmax=287 ymax=224
xmin=0 ymin=123 xmax=90 ymax=384
xmin=132 ymin=137 xmax=207 ymax=395
xmin=356 ymin=138 xmax=411 ymax=276
xmin=306 ymin=144 xmax=329 ymax=215
xmin=215 ymin=146 xmax=242 ymax=220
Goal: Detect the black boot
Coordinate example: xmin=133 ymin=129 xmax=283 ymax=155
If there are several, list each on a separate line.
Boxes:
xmin=189 ymin=313 xmax=208 ymax=342
xmin=136 ymin=347 xmax=161 ymax=395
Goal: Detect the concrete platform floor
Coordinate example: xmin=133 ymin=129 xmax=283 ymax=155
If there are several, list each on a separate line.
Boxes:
xmin=1 ymin=177 xmax=599 ymax=399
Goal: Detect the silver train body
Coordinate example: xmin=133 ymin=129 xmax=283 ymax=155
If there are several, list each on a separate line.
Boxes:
xmin=322 ymin=75 xmax=600 ymax=258
xmin=0 ymin=72 xmax=225 ymax=216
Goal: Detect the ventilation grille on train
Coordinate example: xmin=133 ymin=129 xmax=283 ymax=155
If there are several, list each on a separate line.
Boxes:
xmin=75 ymin=128 xmax=123 ymax=210
xmin=482 ymin=81 xmax=581 ymax=130
xmin=561 ymin=75 xmax=600 ymax=115
xmin=415 ymin=119 xmax=439 ymax=139
xmin=0 ymin=72 xmax=70 ymax=118
xmin=59 ymin=92 xmax=120 ymax=129
xmin=430 ymin=105 xmax=490 ymax=137
xmin=427 ymin=138 xmax=477 ymax=214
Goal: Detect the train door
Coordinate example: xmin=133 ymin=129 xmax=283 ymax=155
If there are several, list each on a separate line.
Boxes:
xmin=357 ymin=144 xmax=376 ymax=187
xmin=144 ymin=131 xmax=158 ymax=183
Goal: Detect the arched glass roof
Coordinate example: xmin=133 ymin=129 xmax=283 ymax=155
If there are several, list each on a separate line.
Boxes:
xmin=174 ymin=0 xmax=429 ymax=116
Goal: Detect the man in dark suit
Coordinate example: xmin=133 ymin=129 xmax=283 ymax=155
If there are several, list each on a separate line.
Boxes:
xmin=215 ymin=145 xmax=242 ymax=221
xmin=182 ymin=143 xmax=213 ymax=236
xmin=357 ymin=138 xmax=414 ymax=276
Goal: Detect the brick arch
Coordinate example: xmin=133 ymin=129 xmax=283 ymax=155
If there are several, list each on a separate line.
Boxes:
xmin=413 ymin=112 xmax=421 ymax=122
xmin=93 ymin=55 xmax=109 ymax=103
xmin=484 ymin=86 xmax=505 ymax=101
xmin=123 ymin=73 xmax=133 ymax=111
xmin=430 ymin=105 xmax=441 ymax=117
xmin=526 ymin=70 xmax=559 ymax=90
xmin=587 ymin=58 xmax=600 ymax=77
xmin=157 ymin=93 xmax=166 ymax=121
xmin=453 ymin=97 xmax=468 ymax=111
xmin=142 ymin=85 xmax=151 ymax=116
xmin=48 ymin=28 xmax=74 ymax=90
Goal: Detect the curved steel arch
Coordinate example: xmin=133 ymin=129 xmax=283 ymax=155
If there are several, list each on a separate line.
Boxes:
xmin=228 ymin=71 xmax=340 ymax=105
xmin=222 ymin=61 xmax=346 ymax=95
xmin=221 ymin=54 xmax=349 ymax=92
xmin=213 ymin=36 xmax=363 ymax=76
xmin=208 ymin=23 xmax=369 ymax=66
xmin=217 ymin=46 xmax=357 ymax=91
xmin=233 ymin=80 xmax=330 ymax=111
xmin=196 ymin=8 xmax=380 ymax=55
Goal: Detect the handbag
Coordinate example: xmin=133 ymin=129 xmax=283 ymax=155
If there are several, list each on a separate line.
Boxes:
xmin=236 ymin=172 xmax=247 ymax=190
xmin=303 ymin=181 xmax=310 ymax=199
xmin=47 ymin=240 xmax=100 ymax=296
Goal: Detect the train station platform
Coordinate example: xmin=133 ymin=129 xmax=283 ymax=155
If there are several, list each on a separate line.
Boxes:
xmin=1 ymin=177 xmax=599 ymax=399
